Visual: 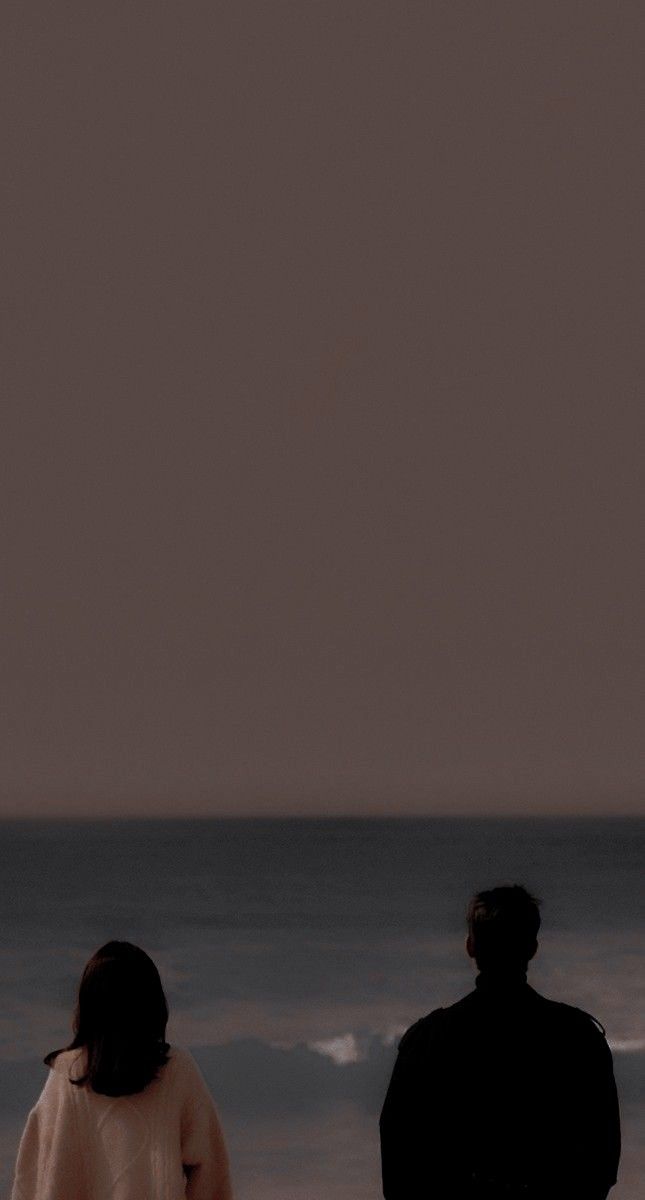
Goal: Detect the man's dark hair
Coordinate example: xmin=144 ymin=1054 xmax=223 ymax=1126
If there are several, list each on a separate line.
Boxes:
xmin=467 ymin=884 xmax=541 ymax=971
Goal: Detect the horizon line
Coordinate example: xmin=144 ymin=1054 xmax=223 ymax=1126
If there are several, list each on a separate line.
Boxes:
xmin=0 ymin=811 xmax=642 ymax=822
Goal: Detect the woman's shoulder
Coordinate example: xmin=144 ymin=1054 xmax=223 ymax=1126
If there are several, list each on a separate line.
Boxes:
xmin=165 ymin=1045 xmax=214 ymax=1099
xmin=29 ymin=1049 xmax=86 ymax=1115
xmin=166 ymin=1044 xmax=203 ymax=1077
xmin=48 ymin=1047 xmax=86 ymax=1080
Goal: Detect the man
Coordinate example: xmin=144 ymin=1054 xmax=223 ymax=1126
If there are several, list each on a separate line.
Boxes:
xmin=380 ymin=885 xmax=620 ymax=1199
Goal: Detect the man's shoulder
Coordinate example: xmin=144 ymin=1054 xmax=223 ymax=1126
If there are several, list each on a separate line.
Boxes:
xmin=397 ymin=987 xmax=492 ymax=1050
xmin=535 ymin=993 xmax=609 ymax=1041
xmin=396 ymin=1007 xmax=447 ymax=1053
xmin=399 ymin=990 xmax=608 ymax=1037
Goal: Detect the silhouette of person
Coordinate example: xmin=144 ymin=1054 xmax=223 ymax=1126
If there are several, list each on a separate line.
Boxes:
xmin=380 ymin=885 xmax=620 ymax=1199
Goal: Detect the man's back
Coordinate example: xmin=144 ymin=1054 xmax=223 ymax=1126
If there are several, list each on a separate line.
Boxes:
xmin=380 ymin=973 xmax=621 ymax=1199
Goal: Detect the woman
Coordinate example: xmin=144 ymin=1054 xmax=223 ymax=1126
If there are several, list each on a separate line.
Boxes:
xmin=11 ymin=941 xmax=233 ymax=1200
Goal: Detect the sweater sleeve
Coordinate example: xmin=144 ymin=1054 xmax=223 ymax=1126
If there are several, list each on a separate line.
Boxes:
xmin=179 ymin=1051 xmax=233 ymax=1200
xmin=11 ymin=1067 xmax=85 ymax=1200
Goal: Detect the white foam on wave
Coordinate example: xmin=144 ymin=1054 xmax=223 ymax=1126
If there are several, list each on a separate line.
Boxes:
xmin=309 ymin=1034 xmax=362 ymax=1065
xmin=307 ymin=1026 xmax=407 ymax=1064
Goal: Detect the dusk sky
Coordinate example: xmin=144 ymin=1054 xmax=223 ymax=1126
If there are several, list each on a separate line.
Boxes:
xmin=2 ymin=4 xmax=644 ymax=817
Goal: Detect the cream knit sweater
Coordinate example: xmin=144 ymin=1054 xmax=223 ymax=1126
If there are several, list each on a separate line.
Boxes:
xmin=11 ymin=1045 xmax=233 ymax=1200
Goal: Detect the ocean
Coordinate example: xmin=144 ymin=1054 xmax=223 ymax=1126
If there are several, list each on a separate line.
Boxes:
xmin=0 ymin=817 xmax=642 ymax=1198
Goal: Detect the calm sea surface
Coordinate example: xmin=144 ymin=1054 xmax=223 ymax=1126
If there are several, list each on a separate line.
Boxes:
xmin=0 ymin=817 xmax=642 ymax=1198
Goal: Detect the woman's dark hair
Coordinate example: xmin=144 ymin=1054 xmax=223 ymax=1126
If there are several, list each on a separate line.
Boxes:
xmin=45 ymin=941 xmax=170 ymax=1096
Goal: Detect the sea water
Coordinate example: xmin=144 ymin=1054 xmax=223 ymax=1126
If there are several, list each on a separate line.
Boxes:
xmin=0 ymin=817 xmax=642 ymax=1198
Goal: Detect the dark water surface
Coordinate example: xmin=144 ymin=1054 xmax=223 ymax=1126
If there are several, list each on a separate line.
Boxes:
xmin=0 ymin=817 xmax=642 ymax=1197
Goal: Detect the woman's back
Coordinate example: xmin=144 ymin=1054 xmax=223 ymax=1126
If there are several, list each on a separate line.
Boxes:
xmin=12 ymin=1045 xmax=232 ymax=1200
xmin=12 ymin=940 xmax=232 ymax=1199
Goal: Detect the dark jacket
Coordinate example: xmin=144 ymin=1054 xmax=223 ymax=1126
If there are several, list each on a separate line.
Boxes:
xmin=380 ymin=972 xmax=620 ymax=1200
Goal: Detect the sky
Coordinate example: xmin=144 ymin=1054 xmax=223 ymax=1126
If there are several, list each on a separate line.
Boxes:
xmin=2 ymin=4 xmax=644 ymax=817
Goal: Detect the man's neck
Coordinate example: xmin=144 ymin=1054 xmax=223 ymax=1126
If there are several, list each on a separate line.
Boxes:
xmin=475 ymin=966 xmax=529 ymax=993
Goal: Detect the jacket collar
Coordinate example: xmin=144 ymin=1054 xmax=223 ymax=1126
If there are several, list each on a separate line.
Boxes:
xmin=475 ymin=968 xmax=530 ymax=996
